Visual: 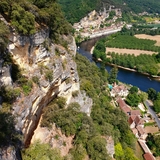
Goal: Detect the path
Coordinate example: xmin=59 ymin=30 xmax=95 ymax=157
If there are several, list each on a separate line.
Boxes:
xmin=144 ymin=100 xmax=160 ymax=129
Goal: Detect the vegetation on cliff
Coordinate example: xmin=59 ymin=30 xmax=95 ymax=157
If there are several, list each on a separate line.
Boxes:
xmin=0 ymin=21 xmax=9 ymax=53
xmin=0 ymin=0 xmax=72 ymax=41
xmin=22 ymin=141 xmax=63 ymax=160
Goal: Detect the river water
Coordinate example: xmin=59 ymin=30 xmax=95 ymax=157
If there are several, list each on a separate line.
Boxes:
xmin=78 ymin=37 xmax=160 ymax=92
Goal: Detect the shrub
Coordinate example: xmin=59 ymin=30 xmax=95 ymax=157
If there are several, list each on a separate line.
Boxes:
xmin=45 ymin=70 xmax=53 ymax=82
xmin=72 ymin=90 xmax=79 ymax=97
xmin=32 ymin=76 xmax=39 ymax=85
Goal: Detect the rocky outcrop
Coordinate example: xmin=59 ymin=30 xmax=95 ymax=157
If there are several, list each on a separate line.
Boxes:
xmin=0 ymin=146 xmax=21 ymax=160
xmin=69 ymin=91 xmax=93 ymax=116
xmin=12 ymin=40 xmax=79 ymax=147
xmin=8 ymin=27 xmax=91 ymax=150
xmin=0 ymin=59 xmax=12 ymax=86
xmin=31 ymin=124 xmax=74 ymax=156
xmin=9 ymin=28 xmax=49 ymax=47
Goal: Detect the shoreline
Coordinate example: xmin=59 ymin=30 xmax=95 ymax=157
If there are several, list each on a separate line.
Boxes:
xmin=81 ymin=32 xmax=160 ymax=81
xmin=90 ymin=48 xmax=160 ymax=81
xmin=108 ymin=63 xmax=160 ymax=81
xmin=93 ymin=57 xmax=160 ymax=81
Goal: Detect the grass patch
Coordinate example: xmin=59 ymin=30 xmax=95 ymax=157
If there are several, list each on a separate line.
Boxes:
xmin=144 ymin=122 xmax=156 ymax=127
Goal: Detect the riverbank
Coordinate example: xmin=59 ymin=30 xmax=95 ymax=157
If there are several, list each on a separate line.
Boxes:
xmin=79 ymin=33 xmax=160 ymax=92
xmin=90 ymin=47 xmax=160 ymax=81
xmin=100 ymin=60 xmax=160 ymax=81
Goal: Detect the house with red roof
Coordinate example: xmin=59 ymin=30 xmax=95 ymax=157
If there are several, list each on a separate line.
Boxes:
xmin=144 ymin=153 xmax=155 ymax=160
xmin=116 ymin=98 xmax=131 ymax=116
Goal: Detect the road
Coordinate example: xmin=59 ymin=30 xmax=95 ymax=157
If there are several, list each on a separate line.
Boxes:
xmin=89 ymin=28 xmax=121 ymax=39
xmin=144 ymin=100 xmax=160 ymax=129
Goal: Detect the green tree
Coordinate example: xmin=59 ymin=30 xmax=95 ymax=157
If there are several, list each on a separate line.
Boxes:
xmin=114 ymin=143 xmax=124 ymax=160
xmin=124 ymin=147 xmax=139 ymax=160
xmin=11 ymin=4 xmax=36 ymax=35
xmin=126 ymin=93 xmax=141 ymax=107
xmin=0 ymin=21 xmax=9 ymax=53
xmin=153 ymin=100 xmax=160 ymax=113
xmin=147 ymin=88 xmax=157 ymax=100
xmin=139 ymin=91 xmax=148 ymax=102
xmin=22 ymin=141 xmax=63 ymax=160
xmin=87 ymin=136 xmax=111 ymax=160
xmin=0 ymin=110 xmax=19 ymax=145
xmin=130 ymin=86 xmax=138 ymax=94
xmin=108 ymin=67 xmax=118 ymax=84
xmin=70 ymin=144 xmax=87 ymax=160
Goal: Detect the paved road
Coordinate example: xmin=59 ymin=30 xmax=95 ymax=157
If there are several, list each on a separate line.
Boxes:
xmin=144 ymin=100 xmax=160 ymax=129
xmin=89 ymin=28 xmax=122 ymax=39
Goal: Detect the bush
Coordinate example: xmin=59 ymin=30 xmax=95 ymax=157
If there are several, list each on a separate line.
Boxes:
xmin=72 ymin=90 xmax=79 ymax=97
xmin=32 ymin=76 xmax=39 ymax=85
xmin=22 ymin=80 xmax=33 ymax=95
xmin=45 ymin=70 xmax=53 ymax=82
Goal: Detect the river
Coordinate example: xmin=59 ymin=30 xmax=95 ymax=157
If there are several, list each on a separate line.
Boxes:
xmin=78 ymin=36 xmax=160 ymax=92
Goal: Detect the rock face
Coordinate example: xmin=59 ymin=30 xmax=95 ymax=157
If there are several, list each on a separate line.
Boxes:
xmin=0 ymin=59 xmax=12 ymax=86
xmin=8 ymin=28 xmax=92 ymax=150
xmin=0 ymin=146 xmax=21 ymax=160
xmin=31 ymin=124 xmax=74 ymax=156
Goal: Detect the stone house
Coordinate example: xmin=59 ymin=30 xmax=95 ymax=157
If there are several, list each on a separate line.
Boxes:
xmin=110 ymin=85 xmax=129 ymax=97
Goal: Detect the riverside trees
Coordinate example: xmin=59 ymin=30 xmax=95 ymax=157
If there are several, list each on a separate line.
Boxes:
xmin=93 ymin=32 xmax=160 ymax=76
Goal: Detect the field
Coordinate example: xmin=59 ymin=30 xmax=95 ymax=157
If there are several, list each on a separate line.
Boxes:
xmin=105 ymin=34 xmax=160 ymax=56
xmin=106 ymin=47 xmax=157 ymax=56
xmin=135 ymin=34 xmax=160 ymax=46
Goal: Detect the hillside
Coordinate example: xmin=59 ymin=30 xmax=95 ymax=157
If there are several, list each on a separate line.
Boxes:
xmin=58 ymin=0 xmax=160 ymax=23
xmin=0 ymin=0 xmax=157 ymax=160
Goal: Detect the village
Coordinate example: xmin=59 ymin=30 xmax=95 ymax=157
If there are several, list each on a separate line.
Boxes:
xmin=108 ymin=82 xmax=160 ymax=160
xmin=73 ymin=6 xmax=124 ymax=41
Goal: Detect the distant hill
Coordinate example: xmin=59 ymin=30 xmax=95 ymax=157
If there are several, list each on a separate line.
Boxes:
xmin=112 ymin=0 xmax=160 ymax=14
xmin=58 ymin=0 xmax=160 ymax=24
xmin=58 ymin=0 xmax=101 ymax=24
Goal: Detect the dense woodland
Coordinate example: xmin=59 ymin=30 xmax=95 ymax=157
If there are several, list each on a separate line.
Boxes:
xmin=0 ymin=0 xmax=72 ymax=42
xmin=58 ymin=0 xmax=100 ymax=24
xmin=40 ymin=53 xmax=139 ymax=160
xmin=58 ymin=0 xmax=160 ymax=23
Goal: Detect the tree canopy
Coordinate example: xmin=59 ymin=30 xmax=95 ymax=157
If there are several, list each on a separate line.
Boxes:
xmin=0 ymin=0 xmax=72 ymax=39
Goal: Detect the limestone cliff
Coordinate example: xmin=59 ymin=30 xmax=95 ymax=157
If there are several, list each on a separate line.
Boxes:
xmin=5 ymin=28 xmax=92 ymax=149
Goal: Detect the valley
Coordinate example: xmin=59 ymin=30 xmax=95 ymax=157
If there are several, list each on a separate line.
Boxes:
xmin=0 ymin=0 xmax=160 ymax=160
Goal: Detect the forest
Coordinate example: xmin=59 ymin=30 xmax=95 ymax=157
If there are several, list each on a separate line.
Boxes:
xmin=58 ymin=0 xmax=160 ymax=24
xmin=39 ymin=53 xmax=140 ymax=160
xmin=58 ymin=0 xmax=100 ymax=24
xmin=0 ymin=0 xmax=72 ymax=42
